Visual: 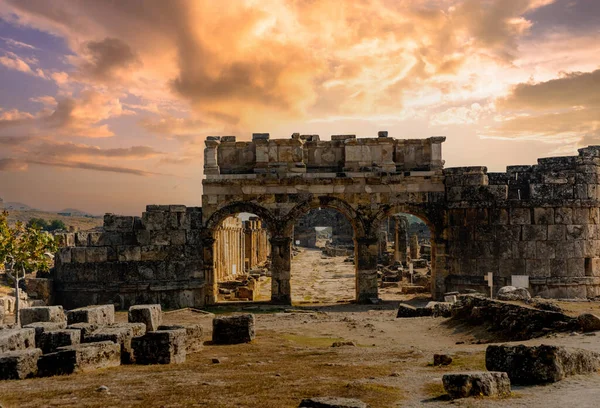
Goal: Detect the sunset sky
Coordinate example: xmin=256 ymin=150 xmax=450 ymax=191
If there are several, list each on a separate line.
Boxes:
xmin=0 ymin=0 xmax=599 ymax=215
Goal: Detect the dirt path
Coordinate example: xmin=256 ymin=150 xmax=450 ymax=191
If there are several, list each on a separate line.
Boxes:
xmin=290 ymin=248 xmax=355 ymax=303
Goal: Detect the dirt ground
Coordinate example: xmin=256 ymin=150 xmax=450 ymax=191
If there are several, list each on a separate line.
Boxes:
xmin=2 ymin=250 xmax=600 ymax=407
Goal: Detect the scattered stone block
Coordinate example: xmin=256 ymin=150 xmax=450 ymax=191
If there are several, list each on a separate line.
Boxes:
xmin=433 ymin=354 xmax=453 ymax=366
xmin=299 ymin=397 xmax=369 ymax=408
xmin=67 ymin=304 xmax=115 ymax=326
xmin=497 ymin=286 xmax=531 ymax=301
xmin=486 ymin=344 xmax=600 ymax=385
xmin=38 ymin=329 xmax=81 ymax=354
xmin=23 ymin=322 xmax=68 ymax=344
xmin=85 ymin=326 xmax=135 ymax=364
xmin=110 ymin=322 xmax=147 ymax=338
xmin=132 ymin=327 xmax=186 ymax=364
xmin=577 ymin=313 xmax=600 ymax=332
xmin=212 ymin=314 xmax=255 ymax=345
xmin=128 ymin=304 xmax=162 ymax=332
xmin=442 ymin=372 xmax=511 ymax=399
xmin=37 ymin=341 xmax=121 ymax=377
xmin=444 ymin=295 xmax=457 ymax=304
xmin=425 ymin=301 xmax=452 ymax=318
xmin=396 ymin=304 xmax=432 ymax=318
xmin=159 ymin=324 xmax=202 ymax=353
xmin=67 ymin=323 xmax=99 ymax=342
xmin=0 ymin=348 xmax=42 ymax=380
xmin=19 ymin=306 xmax=66 ymax=326
xmin=0 ymin=328 xmax=35 ymax=353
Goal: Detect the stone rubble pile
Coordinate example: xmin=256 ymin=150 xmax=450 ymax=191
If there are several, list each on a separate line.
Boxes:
xmin=0 ymin=303 xmax=239 ymax=380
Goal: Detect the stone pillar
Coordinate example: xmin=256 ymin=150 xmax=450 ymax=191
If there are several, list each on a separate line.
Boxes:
xmin=355 ymin=235 xmax=379 ymax=303
xmin=203 ymin=237 xmax=217 ymax=304
xmin=410 ymin=233 xmax=420 ymax=260
xmin=204 ymin=137 xmax=220 ymax=175
xmin=394 ymin=215 xmax=409 ymax=263
xmin=270 ymin=236 xmax=292 ymax=305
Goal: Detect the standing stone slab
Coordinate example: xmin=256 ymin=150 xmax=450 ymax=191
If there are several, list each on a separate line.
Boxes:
xmin=37 ymin=341 xmax=121 ymax=377
xmin=442 ymin=372 xmax=511 ymax=399
xmin=0 ymin=348 xmax=42 ymax=380
xmin=128 ymin=304 xmax=162 ymax=332
xmin=131 ymin=328 xmax=186 ymax=364
xmin=67 ymin=304 xmax=115 ymax=326
xmin=212 ymin=314 xmax=255 ymax=344
xmin=38 ymin=329 xmax=81 ymax=354
xmin=0 ymin=329 xmax=35 ymax=353
xmin=85 ymin=326 xmax=136 ymax=364
xmin=486 ymin=344 xmax=600 ymax=385
xmin=19 ymin=306 xmax=66 ymax=326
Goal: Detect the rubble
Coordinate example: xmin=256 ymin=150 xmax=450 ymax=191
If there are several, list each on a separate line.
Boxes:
xmin=66 ymin=304 xmax=115 ymax=326
xmin=37 ymin=329 xmax=80 ymax=353
xmin=0 ymin=328 xmax=35 ymax=353
xmin=442 ymin=372 xmax=511 ymax=399
xmin=486 ymin=344 xmax=600 ymax=384
xmin=19 ymin=306 xmax=66 ymax=326
xmin=131 ymin=327 xmax=186 ymax=365
xmin=128 ymin=304 xmax=162 ymax=332
xmin=497 ymin=286 xmax=531 ymax=301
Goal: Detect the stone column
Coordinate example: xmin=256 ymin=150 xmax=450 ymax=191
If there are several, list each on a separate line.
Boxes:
xmin=270 ymin=236 xmax=292 ymax=305
xmin=410 ymin=234 xmax=420 ymax=260
xmin=202 ymin=237 xmax=217 ymax=304
xmin=355 ymin=235 xmax=379 ymax=303
xmin=394 ymin=216 xmax=409 ymax=263
xmin=204 ymin=137 xmax=220 ymax=175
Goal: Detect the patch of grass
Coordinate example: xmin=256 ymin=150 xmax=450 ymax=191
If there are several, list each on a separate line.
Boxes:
xmin=428 ymin=351 xmax=486 ymax=371
xmin=422 ymin=381 xmax=446 ymax=398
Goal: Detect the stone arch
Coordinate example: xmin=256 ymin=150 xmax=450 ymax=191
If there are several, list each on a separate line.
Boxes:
xmin=371 ymin=203 xmax=447 ymax=298
xmin=282 ymin=195 xmax=366 ymax=238
xmin=204 ymin=201 xmax=279 ymax=237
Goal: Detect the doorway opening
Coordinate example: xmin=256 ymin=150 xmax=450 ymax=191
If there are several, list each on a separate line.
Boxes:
xmin=291 ymin=207 xmax=355 ymax=304
xmin=213 ymin=212 xmax=271 ymax=302
xmin=377 ymin=213 xmax=433 ymax=301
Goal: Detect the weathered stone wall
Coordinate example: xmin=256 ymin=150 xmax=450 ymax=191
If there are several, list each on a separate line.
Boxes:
xmin=443 ymin=146 xmax=600 ymax=298
xmin=53 ymin=205 xmax=205 ymax=310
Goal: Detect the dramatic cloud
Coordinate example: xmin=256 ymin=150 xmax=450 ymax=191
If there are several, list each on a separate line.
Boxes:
xmin=75 ymin=37 xmax=140 ymax=82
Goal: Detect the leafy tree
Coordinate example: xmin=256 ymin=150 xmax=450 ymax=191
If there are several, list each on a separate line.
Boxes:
xmin=47 ymin=220 xmax=66 ymax=232
xmin=0 ymin=211 xmax=59 ymax=325
xmin=26 ymin=218 xmax=48 ymax=230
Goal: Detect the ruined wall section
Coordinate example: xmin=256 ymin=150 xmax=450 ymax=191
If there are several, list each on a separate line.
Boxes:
xmin=294 ymin=208 xmax=354 ymax=247
xmin=444 ymin=146 xmax=600 ymax=298
xmin=53 ymin=205 xmax=205 ymax=310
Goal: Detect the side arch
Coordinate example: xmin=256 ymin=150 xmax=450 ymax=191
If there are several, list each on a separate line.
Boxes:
xmin=204 ymin=201 xmax=279 ymax=237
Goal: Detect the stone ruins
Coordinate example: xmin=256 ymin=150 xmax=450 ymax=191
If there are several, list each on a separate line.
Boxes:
xmin=48 ymin=132 xmax=600 ymax=309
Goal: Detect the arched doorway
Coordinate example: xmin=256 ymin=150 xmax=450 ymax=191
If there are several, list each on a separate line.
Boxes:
xmin=291 ymin=207 xmax=356 ymax=304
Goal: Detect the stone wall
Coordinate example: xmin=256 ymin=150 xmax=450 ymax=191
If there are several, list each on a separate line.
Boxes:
xmin=444 ymin=146 xmax=600 ymax=298
xmin=53 ymin=205 xmax=205 ymax=310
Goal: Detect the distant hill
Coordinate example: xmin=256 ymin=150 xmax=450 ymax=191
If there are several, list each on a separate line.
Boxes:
xmin=5 ymin=210 xmax=103 ymax=231
xmin=57 ymin=208 xmax=96 ymax=217
xmin=2 ymin=202 xmax=37 ymax=211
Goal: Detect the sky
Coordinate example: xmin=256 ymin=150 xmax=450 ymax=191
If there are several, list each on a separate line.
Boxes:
xmin=0 ymin=0 xmax=599 ymax=215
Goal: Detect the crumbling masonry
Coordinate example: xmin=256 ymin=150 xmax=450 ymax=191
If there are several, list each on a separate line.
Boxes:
xmin=52 ymin=132 xmax=600 ymax=308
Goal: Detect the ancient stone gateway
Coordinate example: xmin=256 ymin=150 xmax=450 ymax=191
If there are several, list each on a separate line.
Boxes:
xmin=52 ymin=132 xmax=600 ymax=309
xmin=202 ymin=133 xmax=447 ymax=304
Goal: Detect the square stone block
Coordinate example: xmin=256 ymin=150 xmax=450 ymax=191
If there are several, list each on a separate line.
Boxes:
xmin=67 ymin=304 xmax=115 ymax=326
xmin=85 ymin=326 xmax=135 ymax=364
xmin=38 ymin=329 xmax=81 ymax=354
xmin=0 ymin=329 xmax=35 ymax=353
xmin=159 ymin=324 xmax=203 ymax=354
xmin=20 ymin=306 xmax=66 ymax=326
xmin=131 ymin=328 xmax=186 ymax=364
xmin=67 ymin=323 xmax=100 ymax=342
xmin=128 ymin=304 xmax=162 ymax=332
xmin=109 ymin=322 xmax=147 ymax=337
xmin=212 ymin=314 xmax=255 ymax=345
xmin=37 ymin=341 xmax=121 ymax=377
xmin=22 ymin=322 xmax=68 ymax=345
xmin=0 ymin=348 xmax=42 ymax=380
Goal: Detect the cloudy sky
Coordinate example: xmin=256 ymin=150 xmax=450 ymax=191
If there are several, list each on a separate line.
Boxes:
xmin=0 ymin=0 xmax=598 ymax=215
